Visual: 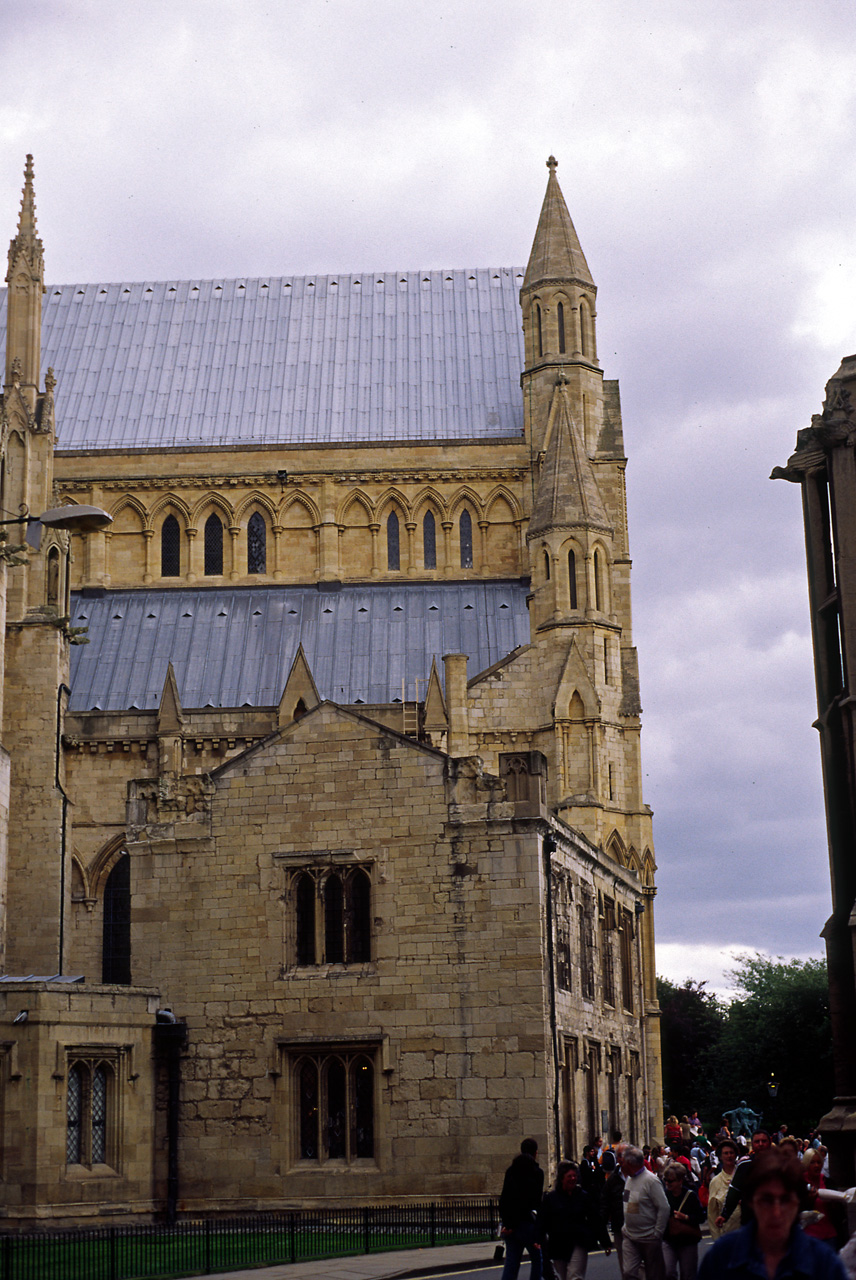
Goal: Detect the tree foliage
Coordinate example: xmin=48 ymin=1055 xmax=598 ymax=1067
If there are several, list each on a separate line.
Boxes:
xmin=657 ymin=977 xmax=724 ymax=1121
xmin=657 ymin=955 xmax=833 ymax=1137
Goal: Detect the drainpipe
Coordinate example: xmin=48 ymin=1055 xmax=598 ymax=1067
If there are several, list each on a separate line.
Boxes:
xmin=542 ymin=832 xmax=561 ymax=1157
xmin=56 ymin=683 xmax=71 ymax=974
xmin=155 ymin=1016 xmax=188 ymax=1224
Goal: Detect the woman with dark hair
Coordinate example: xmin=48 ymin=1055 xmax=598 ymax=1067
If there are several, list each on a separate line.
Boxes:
xmin=699 ymin=1149 xmax=847 ymax=1280
xmin=538 ymin=1161 xmax=611 ymax=1280
xmin=662 ymin=1163 xmax=705 ymax=1280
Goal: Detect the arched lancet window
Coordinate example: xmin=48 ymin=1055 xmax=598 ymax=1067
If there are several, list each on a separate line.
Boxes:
xmin=247 ymin=512 xmax=266 ymax=574
xmin=326 ymin=1058 xmax=347 ymax=1158
xmin=568 ymin=549 xmax=577 ymax=609
xmin=536 ymin=304 xmax=543 ymax=358
xmin=558 ymin=301 xmax=566 ymax=354
xmin=295 ymin=1051 xmax=375 ymax=1163
xmin=347 ymin=869 xmax=372 ymax=963
xmin=295 ymin=872 xmax=316 ymax=965
xmin=298 ymin=1058 xmax=319 ymax=1158
xmin=67 ymin=1060 xmax=112 ymax=1167
xmin=293 ymin=698 xmax=307 ymax=721
xmin=352 ymin=1056 xmax=375 ymax=1157
xmin=102 ymin=855 xmax=131 ymax=984
xmin=544 ymin=549 xmax=551 ymax=581
xmin=67 ymin=1064 xmax=83 ymax=1164
xmin=459 ymin=510 xmax=473 ymax=569
xmin=46 ymin=546 xmax=60 ymax=608
xmin=324 ymin=875 xmax=344 ymax=964
xmin=580 ymin=300 xmax=590 ymax=358
xmin=161 ymin=515 xmax=180 ymax=577
xmin=387 ymin=511 xmax=400 ymax=571
xmin=593 ymin=547 xmax=604 ymax=612
xmin=423 ymin=511 xmax=436 ymax=569
xmin=91 ymin=1067 xmax=108 ymax=1163
xmin=204 ymin=513 xmax=223 ymax=576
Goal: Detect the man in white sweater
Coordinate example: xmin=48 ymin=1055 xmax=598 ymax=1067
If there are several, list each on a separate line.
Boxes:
xmin=620 ymin=1146 xmax=670 ymax=1280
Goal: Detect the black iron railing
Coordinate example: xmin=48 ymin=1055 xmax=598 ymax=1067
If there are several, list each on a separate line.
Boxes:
xmin=0 ymin=1198 xmax=500 ymax=1280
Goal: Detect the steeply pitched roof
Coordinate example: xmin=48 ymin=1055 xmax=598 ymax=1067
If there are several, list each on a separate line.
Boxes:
xmin=68 ymin=580 xmax=531 ymax=712
xmin=0 ymin=268 xmax=525 ymax=449
xmin=528 ymin=378 xmax=611 ymax=537
xmin=523 ymin=158 xmax=594 ymax=292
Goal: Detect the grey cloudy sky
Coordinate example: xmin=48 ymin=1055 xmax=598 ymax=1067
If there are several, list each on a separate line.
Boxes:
xmin=3 ymin=0 xmax=854 ymax=994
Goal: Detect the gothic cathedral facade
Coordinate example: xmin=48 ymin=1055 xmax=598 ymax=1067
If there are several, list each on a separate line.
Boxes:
xmin=0 ymin=155 xmax=662 ymax=1225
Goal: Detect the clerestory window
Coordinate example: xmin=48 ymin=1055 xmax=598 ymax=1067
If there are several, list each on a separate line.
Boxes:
xmin=247 ymin=512 xmax=267 ymax=574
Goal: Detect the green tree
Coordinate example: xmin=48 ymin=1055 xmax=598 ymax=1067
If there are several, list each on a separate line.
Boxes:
xmin=710 ymin=954 xmax=833 ymax=1137
xmin=657 ymin=977 xmax=725 ymax=1124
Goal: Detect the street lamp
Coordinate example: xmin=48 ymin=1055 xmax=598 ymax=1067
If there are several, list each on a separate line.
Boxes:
xmin=767 ymin=1075 xmax=779 ymax=1099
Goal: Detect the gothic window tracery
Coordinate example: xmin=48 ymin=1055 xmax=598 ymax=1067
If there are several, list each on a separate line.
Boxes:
xmin=292 ymin=1049 xmax=375 ymax=1163
xmin=66 ymin=1055 xmax=116 ymax=1168
xmin=291 ymin=865 xmax=372 ymax=966
xmin=247 ymin=512 xmax=266 ymax=574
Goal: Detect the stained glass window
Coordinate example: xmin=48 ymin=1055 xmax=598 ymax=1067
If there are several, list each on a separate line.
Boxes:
xmin=247 ymin=512 xmax=266 ymax=574
xmin=460 ymin=510 xmax=473 ymax=569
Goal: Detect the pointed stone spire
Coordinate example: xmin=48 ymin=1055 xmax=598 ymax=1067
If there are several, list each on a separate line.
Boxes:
xmin=523 ymin=156 xmax=594 ymax=292
xmin=5 ymin=154 xmax=44 ymax=389
xmin=528 ymin=376 xmax=612 ymax=538
xmin=157 ymin=663 xmax=185 ymax=776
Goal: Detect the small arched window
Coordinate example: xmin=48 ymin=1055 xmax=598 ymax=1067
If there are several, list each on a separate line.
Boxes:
xmin=580 ymin=299 xmax=590 ymax=358
xmin=536 ymin=304 xmax=543 ymax=358
xmin=558 ymin=302 xmax=566 ymax=354
xmin=460 ymin=510 xmax=473 ymax=569
xmin=593 ymin=548 xmax=604 ymax=612
xmin=204 ymin=513 xmax=223 ymax=576
xmin=161 ymin=515 xmax=180 ymax=577
xmin=544 ymin=549 xmax=551 ymax=581
xmin=247 ymin=512 xmax=266 ymax=574
xmin=423 ymin=511 xmax=436 ymax=569
xmin=46 ymin=546 xmax=60 ymax=608
xmin=568 ymin=549 xmax=577 ymax=609
xmin=387 ymin=511 xmax=400 ymax=571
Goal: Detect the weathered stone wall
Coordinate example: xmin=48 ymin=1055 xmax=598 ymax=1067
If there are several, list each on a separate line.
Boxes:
xmin=0 ymin=983 xmax=159 ymax=1227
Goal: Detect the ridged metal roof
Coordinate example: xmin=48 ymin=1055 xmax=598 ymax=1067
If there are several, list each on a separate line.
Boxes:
xmin=68 ymin=581 xmax=531 ymax=712
xmin=0 ymin=270 xmax=526 ymax=449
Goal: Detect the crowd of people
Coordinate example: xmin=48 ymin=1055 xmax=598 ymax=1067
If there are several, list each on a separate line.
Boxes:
xmin=498 ymin=1118 xmax=856 ymax=1280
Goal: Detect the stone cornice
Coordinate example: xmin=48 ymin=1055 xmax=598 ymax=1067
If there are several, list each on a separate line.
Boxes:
xmin=58 ymin=468 xmax=529 ymax=492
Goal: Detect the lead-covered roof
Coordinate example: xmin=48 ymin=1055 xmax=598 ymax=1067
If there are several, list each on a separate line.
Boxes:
xmin=68 ymin=581 xmax=530 ymax=712
xmin=0 ymin=269 xmax=525 ymax=449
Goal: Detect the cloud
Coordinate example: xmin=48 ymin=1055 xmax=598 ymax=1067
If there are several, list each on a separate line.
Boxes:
xmin=0 ymin=0 xmax=850 ymax=969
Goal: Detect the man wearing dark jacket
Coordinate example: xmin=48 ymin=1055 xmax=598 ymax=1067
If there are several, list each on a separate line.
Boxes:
xmin=500 ymin=1138 xmax=545 ymax=1280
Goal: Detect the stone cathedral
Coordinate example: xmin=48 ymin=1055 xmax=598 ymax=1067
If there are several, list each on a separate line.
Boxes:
xmin=0 ymin=155 xmax=662 ymax=1226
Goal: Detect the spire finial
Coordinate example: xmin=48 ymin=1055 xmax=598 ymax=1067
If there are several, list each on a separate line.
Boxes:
xmin=17 ymin=154 xmax=37 ymax=239
xmin=547 ymin=155 xmax=558 ymax=172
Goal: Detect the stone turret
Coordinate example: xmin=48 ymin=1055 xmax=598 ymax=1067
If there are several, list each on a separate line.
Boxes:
xmin=520 ymin=157 xmax=603 ymax=456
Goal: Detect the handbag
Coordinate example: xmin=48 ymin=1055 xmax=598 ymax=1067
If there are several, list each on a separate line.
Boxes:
xmin=669 ymin=1192 xmax=701 ymax=1243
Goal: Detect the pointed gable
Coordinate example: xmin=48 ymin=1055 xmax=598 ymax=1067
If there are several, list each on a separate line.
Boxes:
xmin=528 ymin=376 xmax=612 ymax=537
xmin=523 ymin=157 xmax=594 ymax=293
xmin=277 ymin=644 xmax=321 ymax=728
